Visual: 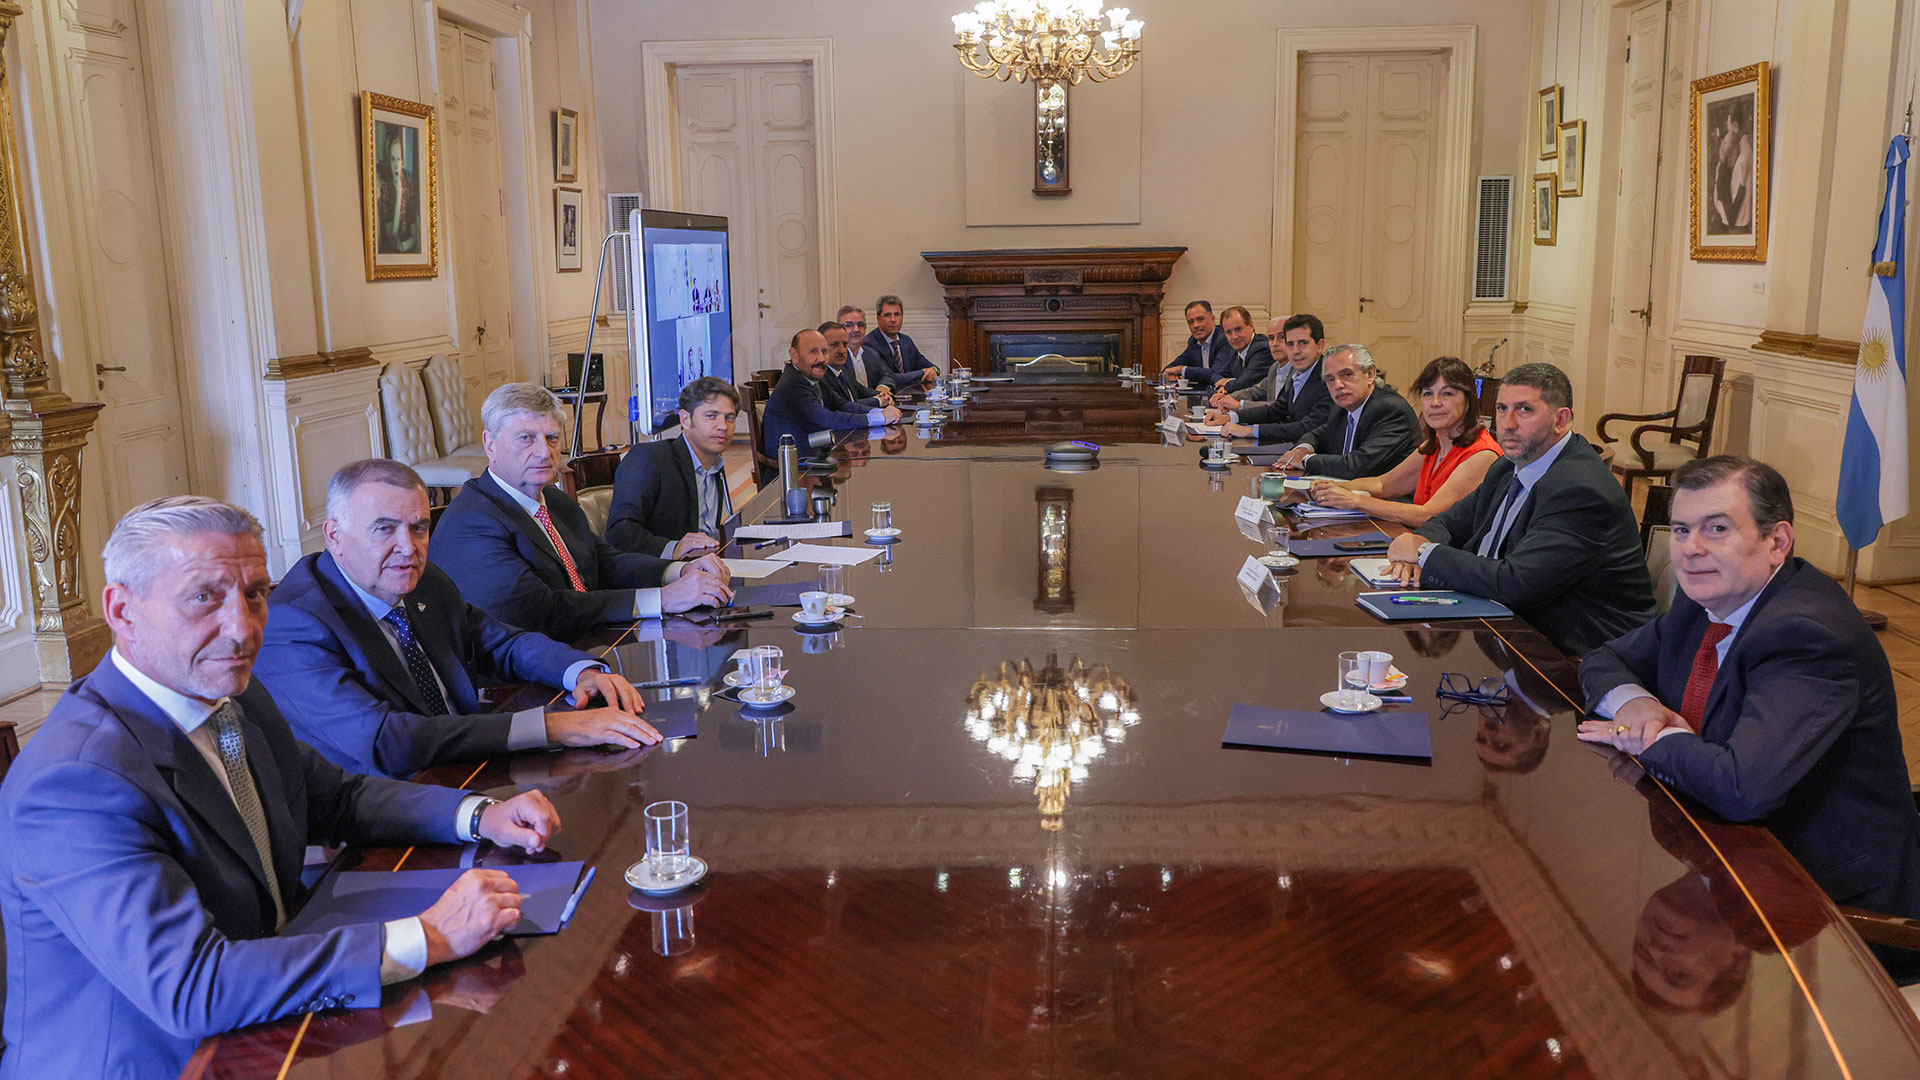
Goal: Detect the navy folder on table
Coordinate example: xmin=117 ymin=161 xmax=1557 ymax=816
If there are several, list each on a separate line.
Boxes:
xmin=730 ymin=581 xmax=810 ymax=608
xmin=1288 ymin=532 xmax=1391 ymax=558
xmin=646 ymin=694 xmax=700 ymax=740
xmin=283 ymin=861 xmax=587 ymax=938
xmin=1222 ymin=703 xmax=1432 ymax=761
xmin=1354 ymin=590 xmax=1514 ymax=621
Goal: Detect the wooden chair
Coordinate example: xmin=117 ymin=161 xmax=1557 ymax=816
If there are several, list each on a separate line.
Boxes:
xmin=563 ymin=450 xmax=623 ymax=496
xmin=741 ymin=383 xmax=778 ymax=486
xmin=1595 ymin=355 xmax=1726 ymax=498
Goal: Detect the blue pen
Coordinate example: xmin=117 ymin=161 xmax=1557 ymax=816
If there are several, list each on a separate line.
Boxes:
xmin=634 ymin=677 xmax=701 ymax=689
xmin=1375 ymin=694 xmax=1414 ymax=703
xmin=559 ymin=866 xmax=596 ymax=928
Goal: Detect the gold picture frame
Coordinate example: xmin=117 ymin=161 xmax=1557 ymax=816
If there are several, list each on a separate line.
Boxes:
xmin=1537 ymin=85 xmax=1561 ymax=160
xmin=1689 ymin=62 xmax=1770 ymax=262
xmin=1557 ymin=119 xmax=1585 ymax=196
xmin=1532 ymin=174 xmax=1558 ymax=246
xmin=554 ymin=108 xmax=580 ymax=184
xmin=359 ymin=91 xmax=439 ymax=280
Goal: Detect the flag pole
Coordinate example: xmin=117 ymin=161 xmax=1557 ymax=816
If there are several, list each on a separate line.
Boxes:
xmin=1845 ymin=546 xmax=1889 ymax=631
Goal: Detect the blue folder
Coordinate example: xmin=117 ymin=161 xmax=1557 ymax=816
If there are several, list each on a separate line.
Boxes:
xmin=646 ymin=694 xmax=700 ymax=740
xmin=1354 ymin=590 xmax=1514 ymax=621
xmin=1222 ymin=703 xmax=1432 ymax=761
xmin=284 ymin=861 xmax=587 ymax=937
xmin=1288 ymin=532 xmax=1391 ymax=558
xmin=731 ymin=581 xmax=811 ymax=607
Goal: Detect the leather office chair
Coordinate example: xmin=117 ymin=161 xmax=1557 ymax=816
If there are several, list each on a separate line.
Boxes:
xmin=576 ymin=485 xmax=614 ymax=540
xmin=563 ymin=451 xmax=622 ymax=496
xmin=419 ymin=353 xmax=485 ymax=460
xmin=1643 ymin=525 xmax=1678 ymax=615
xmin=379 ymin=362 xmax=486 ymax=501
xmin=1595 ymin=355 xmax=1726 ymax=499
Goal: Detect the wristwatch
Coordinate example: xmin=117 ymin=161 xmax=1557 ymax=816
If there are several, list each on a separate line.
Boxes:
xmin=467 ymin=797 xmax=499 ymax=843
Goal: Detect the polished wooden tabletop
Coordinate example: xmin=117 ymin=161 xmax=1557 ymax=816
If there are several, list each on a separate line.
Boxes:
xmin=187 ymin=378 xmax=1920 ymax=1079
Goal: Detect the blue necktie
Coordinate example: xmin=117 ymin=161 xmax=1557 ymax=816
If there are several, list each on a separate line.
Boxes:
xmin=1343 ymin=411 xmax=1358 ymax=454
xmin=382 ymin=605 xmax=452 ymax=717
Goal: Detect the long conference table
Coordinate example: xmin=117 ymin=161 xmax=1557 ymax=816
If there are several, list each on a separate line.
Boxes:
xmin=188 ymin=376 xmax=1920 ymax=1078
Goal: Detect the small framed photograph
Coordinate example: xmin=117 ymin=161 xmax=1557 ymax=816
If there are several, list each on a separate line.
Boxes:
xmin=555 ymin=187 xmax=583 ymax=272
xmin=1557 ymin=119 xmax=1585 ymax=196
xmin=1689 ymin=62 xmax=1770 ymax=262
xmin=1532 ymin=174 xmax=1558 ymax=245
xmin=554 ymin=108 xmax=579 ymax=183
xmin=359 ymin=91 xmax=439 ymax=280
xmin=1537 ymin=85 xmax=1561 ymax=160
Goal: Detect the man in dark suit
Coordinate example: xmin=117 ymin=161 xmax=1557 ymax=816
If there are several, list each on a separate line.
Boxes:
xmin=1270 ymin=344 xmax=1417 ymax=479
xmin=433 ymin=383 xmax=733 ymax=642
xmin=1160 ymin=300 xmax=1234 ymax=385
xmin=1207 ymin=305 xmax=1274 ymax=395
xmin=1576 ymin=456 xmax=1920 ymax=981
xmin=1384 ymin=361 xmax=1656 ymax=656
xmin=0 ymin=496 xmax=560 ymax=1080
xmin=765 ymin=327 xmax=902 ymax=455
xmin=819 ymin=320 xmax=890 ymax=412
xmin=608 ymin=377 xmax=741 ymax=557
xmin=860 ymin=294 xmax=937 ymax=392
xmin=1210 ymin=312 xmax=1334 ymax=442
xmin=259 ymin=459 xmax=659 ymax=779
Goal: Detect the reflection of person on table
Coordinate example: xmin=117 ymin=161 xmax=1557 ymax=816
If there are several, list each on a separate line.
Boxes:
xmin=1267 ymin=344 xmax=1418 ymax=480
xmin=1577 ymin=456 xmax=1920 ymax=983
xmin=1307 ymin=356 xmax=1501 ymax=527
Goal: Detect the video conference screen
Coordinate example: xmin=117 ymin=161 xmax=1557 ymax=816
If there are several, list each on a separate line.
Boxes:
xmin=626 ymin=209 xmax=733 ymax=435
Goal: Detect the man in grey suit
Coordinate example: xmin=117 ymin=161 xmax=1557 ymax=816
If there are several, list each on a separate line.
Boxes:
xmin=0 ymin=496 xmax=561 ymax=1080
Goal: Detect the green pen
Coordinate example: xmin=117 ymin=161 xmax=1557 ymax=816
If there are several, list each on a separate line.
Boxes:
xmin=1390 ymin=595 xmax=1462 ymax=606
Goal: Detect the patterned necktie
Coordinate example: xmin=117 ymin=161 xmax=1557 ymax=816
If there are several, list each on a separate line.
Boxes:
xmin=382 ymin=604 xmax=452 ymax=717
xmin=1679 ymin=622 xmax=1733 ymax=728
xmin=207 ymin=701 xmax=287 ymax=928
xmin=891 ymin=338 xmax=903 ymax=372
xmin=533 ymin=505 xmax=588 ymax=591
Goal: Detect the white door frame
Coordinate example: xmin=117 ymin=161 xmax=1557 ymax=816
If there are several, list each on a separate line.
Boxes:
xmin=429 ymin=0 xmax=549 ymax=382
xmin=1270 ymin=25 xmax=1477 ymax=358
xmin=639 ymin=38 xmax=841 ymax=308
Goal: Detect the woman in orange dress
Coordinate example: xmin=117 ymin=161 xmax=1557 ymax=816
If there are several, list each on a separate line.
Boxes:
xmin=1308 ymin=356 xmax=1501 ymax=526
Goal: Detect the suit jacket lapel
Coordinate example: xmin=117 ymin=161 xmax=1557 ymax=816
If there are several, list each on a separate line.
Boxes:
xmin=235 ymin=686 xmax=301 ymax=895
xmin=1467 ymin=466 xmax=1519 ymax=551
xmin=1700 ymin=562 xmax=1797 ymax=728
xmin=670 ymin=436 xmax=701 ymax=534
xmin=540 ymin=486 xmax=599 ymax=590
xmin=411 ymin=591 xmax=480 ymax=713
xmin=314 ymin=553 xmax=433 ymax=715
xmin=474 ymin=472 xmax=571 ymax=581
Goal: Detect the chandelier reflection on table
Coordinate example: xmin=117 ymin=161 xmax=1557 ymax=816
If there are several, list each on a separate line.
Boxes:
xmin=964 ymin=653 xmax=1140 ymax=830
xmin=950 ymin=1 xmax=1143 ymax=87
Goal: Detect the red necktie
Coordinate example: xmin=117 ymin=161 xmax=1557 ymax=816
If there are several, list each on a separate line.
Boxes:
xmin=1678 ymin=622 xmax=1732 ymax=728
xmin=533 ymin=506 xmax=587 ymax=592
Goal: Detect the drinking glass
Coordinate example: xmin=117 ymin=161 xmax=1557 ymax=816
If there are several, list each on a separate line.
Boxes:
xmin=650 ymin=907 xmax=696 ymax=957
xmin=1336 ymin=651 xmax=1368 ymax=695
xmin=818 ymin=563 xmax=847 ymax=596
xmin=1209 ymin=437 xmax=1232 ymax=464
xmin=644 ymin=800 xmax=690 ymax=881
xmin=1269 ymin=523 xmax=1291 ymax=558
xmin=871 ymin=501 xmax=893 ymax=532
xmin=745 ymin=645 xmax=784 ymax=697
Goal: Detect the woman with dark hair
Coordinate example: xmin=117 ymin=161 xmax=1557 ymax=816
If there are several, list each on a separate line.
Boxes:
xmin=1307 ymin=356 xmax=1500 ymax=526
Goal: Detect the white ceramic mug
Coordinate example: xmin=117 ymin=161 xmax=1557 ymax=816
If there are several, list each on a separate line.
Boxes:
xmin=915 ymin=407 xmax=934 ymax=424
xmin=1359 ymin=650 xmax=1393 ymax=686
xmin=799 ymin=590 xmax=832 ymax=619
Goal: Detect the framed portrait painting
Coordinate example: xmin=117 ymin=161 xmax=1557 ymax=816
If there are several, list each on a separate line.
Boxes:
xmin=1532 ymin=174 xmax=1557 ymax=246
xmin=1689 ymin=62 xmax=1770 ymax=262
xmin=555 ymin=187 xmax=583 ymax=272
xmin=1557 ymin=119 xmax=1585 ymax=196
xmin=359 ymin=92 xmax=439 ymax=280
xmin=1537 ymin=85 xmax=1561 ymax=160
xmin=554 ymin=108 xmax=580 ymax=183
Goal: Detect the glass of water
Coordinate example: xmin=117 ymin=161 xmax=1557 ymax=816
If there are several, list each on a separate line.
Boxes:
xmin=818 ymin=563 xmax=847 ymax=597
xmin=746 ymin=645 xmax=784 ymax=698
xmin=1336 ymin=651 xmax=1368 ymax=697
xmin=644 ymin=800 xmax=690 ymax=881
xmin=1269 ymin=523 xmax=1291 ymax=558
xmin=1209 ymin=437 xmax=1232 ymax=464
xmin=872 ymin=501 xmax=893 ymax=532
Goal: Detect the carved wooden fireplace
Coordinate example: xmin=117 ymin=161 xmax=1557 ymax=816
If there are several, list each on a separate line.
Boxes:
xmin=921 ymin=247 xmax=1187 ymax=377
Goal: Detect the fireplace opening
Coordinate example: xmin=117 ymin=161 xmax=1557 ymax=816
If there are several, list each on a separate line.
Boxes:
xmin=989 ymin=332 xmax=1122 ymax=376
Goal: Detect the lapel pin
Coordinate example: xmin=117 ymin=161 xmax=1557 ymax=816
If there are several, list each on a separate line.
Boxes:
xmin=416 ymin=602 xmax=426 ymax=612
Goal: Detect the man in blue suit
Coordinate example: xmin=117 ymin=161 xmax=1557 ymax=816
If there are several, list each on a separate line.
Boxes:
xmin=819 ymin=320 xmax=890 ymax=412
xmin=1576 ymin=456 xmax=1920 ymax=982
xmin=860 ymin=294 xmax=937 ymax=392
xmin=1208 ymin=305 xmax=1274 ymax=395
xmin=764 ymin=327 xmax=901 ymax=455
xmin=1160 ymin=300 xmax=1234 ymax=385
xmin=0 ymin=496 xmax=561 ymax=1080
xmin=258 ymin=459 xmax=660 ymax=780
xmin=432 ymin=384 xmax=733 ymax=642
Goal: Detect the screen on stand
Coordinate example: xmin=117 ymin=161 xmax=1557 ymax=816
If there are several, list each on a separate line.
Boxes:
xmin=625 ymin=209 xmax=733 ymax=436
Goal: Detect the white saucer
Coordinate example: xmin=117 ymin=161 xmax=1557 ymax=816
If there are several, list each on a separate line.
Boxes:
xmin=824 ymin=593 xmax=855 ymax=608
xmin=792 ymin=610 xmax=844 ymax=627
xmin=1370 ymin=673 xmax=1409 ymax=692
xmin=1202 ymin=458 xmax=1235 ymax=469
xmin=723 ymin=670 xmax=751 ymax=688
xmin=864 ymin=527 xmax=902 ymax=540
xmin=738 ymin=685 xmax=796 ymax=708
xmin=1321 ymin=690 xmax=1383 ymax=714
xmin=1257 ymin=553 xmax=1300 ymax=569
xmin=626 ymin=855 xmax=710 ymax=895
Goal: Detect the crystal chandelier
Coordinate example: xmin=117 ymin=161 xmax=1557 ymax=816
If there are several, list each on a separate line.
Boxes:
xmin=950 ymin=1 xmax=1143 ymax=87
xmin=964 ymin=654 xmax=1140 ymax=830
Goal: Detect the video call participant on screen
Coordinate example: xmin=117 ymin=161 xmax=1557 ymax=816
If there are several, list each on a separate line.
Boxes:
xmin=1208 ymin=313 xmax=1334 ymax=441
xmin=1576 ymin=457 xmax=1920 ymax=982
xmin=819 ymin=321 xmax=891 ymax=412
xmin=1161 ymin=300 xmax=1233 ymax=385
xmin=860 ymin=294 xmax=938 ymax=392
xmin=259 ymin=459 xmax=659 ymax=780
xmin=1306 ymin=356 xmax=1501 ymax=527
xmin=0 ymin=496 xmax=560 ymax=1080
xmin=765 ymin=328 xmax=902 ymax=456
xmin=1383 ymin=362 xmax=1655 ymax=656
xmin=1269 ymin=344 xmax=1416 ymax=480
xmin=433 ymin=383 xmax=732 ymax=642
xmin=608 ymin=378 xmax=742 ymax=559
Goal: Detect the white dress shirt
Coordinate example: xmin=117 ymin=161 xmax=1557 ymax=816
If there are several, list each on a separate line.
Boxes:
xmin=488 ymin=470 xmax=684 ymax=618
xmin=1593 ymin=565 xmax=1782 ymax=741
xmin=109 ymin=648 xmax=467 ymax=986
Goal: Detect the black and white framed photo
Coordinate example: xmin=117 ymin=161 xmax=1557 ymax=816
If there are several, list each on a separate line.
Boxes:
xmin=1689 ymin=62 xmax=1770 ymax=262
xmin=1557 ymin=119 xmax=1585 ymax=196
xmin=1532 ymin=174 xmax=1557 ymax=246
xmin=555 ymin=187 xmax=583 ymax=272
xmin=1537 ymin=85 xmax=1561 ymax=160
xmin=554 ymin=108 xmax=580 ymax=183
xmin=359 ymin=91 xmax=439 ymax=280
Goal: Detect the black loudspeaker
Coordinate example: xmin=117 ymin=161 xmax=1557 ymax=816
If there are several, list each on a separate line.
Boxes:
xmin=566 ymin=352 xmax=605 ymax=393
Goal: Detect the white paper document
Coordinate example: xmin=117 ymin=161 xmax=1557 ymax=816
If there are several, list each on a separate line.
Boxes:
xmin=1236 ymin=555 xmax=1273 ymax=594
xmin=773 ymin=543 xmax=883 ymax=566
xmin=721 ymin=558 xmax=794 ymax=580
xmin=1186 ymin=423 xmax=1223 ymax=436
xmin=732 ymin=521 xmax=851 ymax=540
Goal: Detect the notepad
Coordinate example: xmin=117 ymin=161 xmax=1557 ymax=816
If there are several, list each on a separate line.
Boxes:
xmin=776 ymin=543 xmax=883 ymax=565
xmin=733 ymin=521 xmax=853 ymax=540
xmin=720 ymin=558 xmax=793 ymax=579
xmin=1222 ymin=703 xmax=1432 ymax=761
xmin=284 ymin=862 xmax=587 ymax=938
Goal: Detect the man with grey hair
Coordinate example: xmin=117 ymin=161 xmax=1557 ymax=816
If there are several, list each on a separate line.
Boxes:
xmin=257 ymin=458 xmax=661 ymax=779
xmin=1271 ymin=343 xmax=1417 ymax=479
xmin=432 ymin=383 xmax=733 ymax=641
xmin=859 ymin=293 xmax=937 ymax=391
xmin=0 ymin=496 xmax=563 ymax=1079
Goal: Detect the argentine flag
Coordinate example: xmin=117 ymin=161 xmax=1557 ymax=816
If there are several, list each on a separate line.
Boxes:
xmin=1838 ymin=136 xmax=1910 ymax=549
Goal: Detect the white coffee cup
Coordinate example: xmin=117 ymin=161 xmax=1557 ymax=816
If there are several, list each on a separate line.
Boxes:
xmin=929 ymin=385 xmax=946 ymax=400
xmin=1359 ymin=650 xmax=1393 ymax=686
xmin=915 ymin=407 xmax=934 ymax=424
xmin=799 ymin=591 xmax=832 ymax=619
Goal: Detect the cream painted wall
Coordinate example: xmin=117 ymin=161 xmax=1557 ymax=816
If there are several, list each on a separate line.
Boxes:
xmin=590 ymin=0 xmax=1535 ymax=361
